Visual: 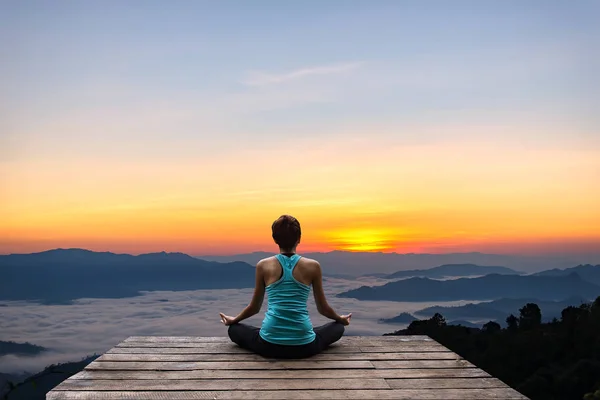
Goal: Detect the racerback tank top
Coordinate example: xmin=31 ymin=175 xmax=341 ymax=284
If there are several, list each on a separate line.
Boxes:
xmin=259 ymin=254 xmax=316 ymax=345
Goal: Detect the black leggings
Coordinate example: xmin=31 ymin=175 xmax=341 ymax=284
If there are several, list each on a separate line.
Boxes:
xmin=228 ymin=322 xmax=345 ymax=359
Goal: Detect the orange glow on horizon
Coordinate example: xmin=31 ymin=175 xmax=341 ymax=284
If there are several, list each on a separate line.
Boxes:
xmin=2 ymin=136 xmax=599 ymax=256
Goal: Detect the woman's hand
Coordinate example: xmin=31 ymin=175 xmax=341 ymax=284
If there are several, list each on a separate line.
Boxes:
xmin=338 ymin=313 xmax=352 ymax=326
xmin=219 ymin=313 xmax=236 ymax=326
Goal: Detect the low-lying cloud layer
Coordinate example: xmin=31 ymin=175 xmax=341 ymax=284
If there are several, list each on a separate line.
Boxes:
xmin=0 ymin=276 xmax=474 ymax=373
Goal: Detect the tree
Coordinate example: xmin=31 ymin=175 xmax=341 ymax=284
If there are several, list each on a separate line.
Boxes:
xmin=482 ymin=321 xmax=501 ymax=333
xmin=562 ymin=306 xmax=585 ymax=326
xmin=430 ymin=313 xmax=447 ymax=327
xmin=506 ymin=314 xmax=519 ymax=331
xmin=591 ymin=296 xmax=600 ymax=318
xmin=519 ymin=303 xmax=542 ymax=330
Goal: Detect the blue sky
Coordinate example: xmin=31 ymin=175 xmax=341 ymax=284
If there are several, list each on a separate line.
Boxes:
xmin=3 ymin=1 xmax=598 ymax=152
xmin=1 ymin=1 xmax=599 ymax=256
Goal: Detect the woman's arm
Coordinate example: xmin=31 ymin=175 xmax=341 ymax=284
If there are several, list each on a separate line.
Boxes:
xmin=220 ymin=261 xmax=266 ymax=325
xmin=312 ymin=261 xmax=351 ymax=325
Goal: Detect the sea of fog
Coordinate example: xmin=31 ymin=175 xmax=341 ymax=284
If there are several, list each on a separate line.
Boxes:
xmin=0 ymin=276 xmax=480 ymax=374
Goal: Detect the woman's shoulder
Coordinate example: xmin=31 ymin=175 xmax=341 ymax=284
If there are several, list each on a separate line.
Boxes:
xmin=297 ymin=256 xmax=321 ymax=270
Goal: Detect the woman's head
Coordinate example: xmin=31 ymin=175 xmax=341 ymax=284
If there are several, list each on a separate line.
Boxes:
xmin=272 ymin=215 xmax=301 ymax=250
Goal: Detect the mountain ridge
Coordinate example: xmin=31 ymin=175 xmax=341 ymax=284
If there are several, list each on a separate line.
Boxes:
xmin=0 ymin=249 xmax=256 ymax=304
xmin=198 ymin=250 xmax=598 ymax=276
xmin=533 ymin=264 xmax=600 ymax=285
xmin=412 ymin=296 xmax=589 ymax=322
xmin=337 ymin=272 xmax=600 ymax=302
xmin=367 ymin=263 xmax=522 ymax=279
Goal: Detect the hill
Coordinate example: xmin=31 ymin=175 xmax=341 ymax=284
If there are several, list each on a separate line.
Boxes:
xmin=534 ymin=264 xmax=600 ymax=285
xmin=0 ymin=249 xmax=256 ymax=303
xmin=371 ymin=263 xmax=521 ymax=279
xmin=0 ymin=341 xmax=47 ymax=357
xmin=386 ymin=297 xmax=600 ymax=400
xmin=337 ymin=272 xmax=600 ymax=302
xmin=198 ymin=250 xmax=595 ymax=276
xmin=447 ymin=320 xmax=480 ymax=328
xmin=415 ymin=296 xmax=589 ymax=322
xmin=1 ymin=355 xmax=98 ymax=400
xmin=378 ymin=312 xmax=417 ymax=324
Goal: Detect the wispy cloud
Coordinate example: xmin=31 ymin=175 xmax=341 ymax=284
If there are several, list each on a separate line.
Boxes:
xmin=242 ymin=62 xmax=364 ymax=86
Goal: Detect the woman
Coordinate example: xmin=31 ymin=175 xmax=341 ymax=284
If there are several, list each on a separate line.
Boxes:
xmin=219 ymin=215 xmax=352 ymax=359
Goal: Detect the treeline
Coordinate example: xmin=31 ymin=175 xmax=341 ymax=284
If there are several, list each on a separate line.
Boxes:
xmin=2 ymin=355 xmax=98 ymax=400
xmin=386 ymin=296 xmax=600 ymax=400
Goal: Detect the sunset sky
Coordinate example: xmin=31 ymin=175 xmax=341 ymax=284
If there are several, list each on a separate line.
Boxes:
xmin=1 ymin=1 xmax=599 ymax=256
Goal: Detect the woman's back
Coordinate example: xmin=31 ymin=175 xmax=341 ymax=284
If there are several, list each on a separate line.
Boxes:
xmin=259 ymin=254 xmax=316 ymax=345
xmin=221 ymin=214 xmax=350 ymax=359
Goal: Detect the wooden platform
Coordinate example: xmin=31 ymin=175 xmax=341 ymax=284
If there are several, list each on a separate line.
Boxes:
xmin=48 ymin=336 xmax=528 ymax=399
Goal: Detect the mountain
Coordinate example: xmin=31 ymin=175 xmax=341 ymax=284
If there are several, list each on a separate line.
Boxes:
xmin=534 ymin=264 xmax=600 ymax=285
xmin=448 ymin=320 xmax=480 ymax=328
xmin=0 ymin=341 xmax=47 ymax=357
xmin=198 ymin=250 xmax=598 ymax=276
xmin=1 ymin=355 xmax=97 ymax=400
xmin=371 ymin=263 xmax=521 ymax=279
xmin=379 ymin=312 xmax=417 ymax=324
xmin=0 ymin=249 xmax=256 ymax=303
xmin=415 ymin=296 xmax=589 ymax=321
xmin=337 ymin=272 xmax=600 ymax=302
xmin=416 ymin=303 xmax=508 ymax=320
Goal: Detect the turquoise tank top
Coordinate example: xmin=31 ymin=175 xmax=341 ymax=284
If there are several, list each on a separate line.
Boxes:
xmin=259 ymin=254 xmax=316 ymax=345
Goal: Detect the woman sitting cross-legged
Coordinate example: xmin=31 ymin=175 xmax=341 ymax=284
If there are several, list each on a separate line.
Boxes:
xmin=219 ymin=214 xmax=351 ymax=359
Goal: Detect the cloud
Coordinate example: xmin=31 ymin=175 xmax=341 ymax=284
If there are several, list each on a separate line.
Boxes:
xmin=0 ymin=276 xmax=480 ymax=374
xmin=242 ymin=62 xmax=364 ymax=86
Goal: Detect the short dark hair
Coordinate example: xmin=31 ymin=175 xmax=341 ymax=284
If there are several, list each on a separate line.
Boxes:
xmin=272 ymin=215 xmax=301 ymax=249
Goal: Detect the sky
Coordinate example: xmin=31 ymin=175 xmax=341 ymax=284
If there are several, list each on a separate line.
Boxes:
xmin=1 ymin=1 xmax=599 ymax=256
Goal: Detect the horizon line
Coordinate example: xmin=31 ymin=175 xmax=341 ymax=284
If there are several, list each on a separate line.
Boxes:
xmin=1 ymin=247 xmax=600 ymax=259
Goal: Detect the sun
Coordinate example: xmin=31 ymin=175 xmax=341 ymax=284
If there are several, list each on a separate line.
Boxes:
xmin=324 ymin=228 xmax=397 ymax=252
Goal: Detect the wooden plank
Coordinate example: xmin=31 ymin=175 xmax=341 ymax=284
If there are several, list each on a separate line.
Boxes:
xmin=53 ymin=378 xmax=391 ymax=391
xmin=122 ymin=335 xmax=433 ymax=343
xmin=107 ymin=346 xmax=373 ymax=354
xmin=110 ymin=344 xmax=449 ymax=353
xmin=107 ymin=347 xmax=253 ymax=354
xmin=98 ymin=351 xmax=459 ymax=362
xmin=86 ymin=360 xmax=375 ymax=370
xmin=47 ymin=388 xmax=528 ymax=399
xmin=358 ymin=345 xmax=450 ymax=353
xmin=372 ymin=360 xmax=475 ymax=369
xmin=386 ymin=377 xmax=509 ymax=389
xmin=342 ymin=338 xmax=436 ymax=345
xmin=124 ymin=336 xmax=229 ymax=343
xmin=342 ymin=335 xmax=433 ymax=341
xmin=118 ymin=341 xmax=440 ymax=348
xmin=117 ymin=342 xmax=245 ymax=348
xmin=73 ymin=368 xmax=491 ymax=380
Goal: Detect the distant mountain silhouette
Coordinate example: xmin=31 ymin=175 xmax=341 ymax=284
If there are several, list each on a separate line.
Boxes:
xmin=447 ymin=320 xmax=480 ymax=328
xmin=366 ymin=263 xmax=521 ymax=279
xmin=378 ymin=312 xmax=417 ymax=324
xmin=337 ymin=272 xmax=600 ymax=302
xmin=533 ymin=264 xmax=600 ymax=285
xmin=416 ymin=303 xmax=508 ymax=320
xmin=414 ymin=296 xmax=589 ymax=322
xmin=0 ymin=249 xmax=256 ymax=303
xmin=199 ymin=250 xmax=596 ymax=276
xmin=0 ymin=341 xmax=47 ymax=357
